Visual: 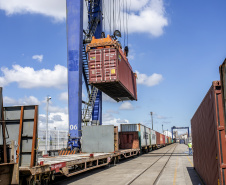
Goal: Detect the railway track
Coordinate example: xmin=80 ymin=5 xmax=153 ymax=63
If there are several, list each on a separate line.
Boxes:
xmin=50 ymin=144 xmax=177 ymax=185
xmin=126 ymin=143 xmax=178 ymax=185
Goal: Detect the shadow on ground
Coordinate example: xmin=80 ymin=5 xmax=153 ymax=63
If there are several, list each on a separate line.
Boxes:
xmin=187 ymin=167 xmax=203 ymax=185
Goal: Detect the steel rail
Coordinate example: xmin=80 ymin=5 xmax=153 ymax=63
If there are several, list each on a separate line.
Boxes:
xmin=153 ymin=144 xmax=177 ymax=185
xmin=126 ymin=144 xmax=177 ymax=185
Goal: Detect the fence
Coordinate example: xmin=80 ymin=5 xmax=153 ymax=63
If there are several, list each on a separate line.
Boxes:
xmin=38 ymin=129 xmax=68 ymax=152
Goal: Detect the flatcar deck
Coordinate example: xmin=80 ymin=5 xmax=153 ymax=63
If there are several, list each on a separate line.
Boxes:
xmin=19 ymin=148 xmax=140 ymax=183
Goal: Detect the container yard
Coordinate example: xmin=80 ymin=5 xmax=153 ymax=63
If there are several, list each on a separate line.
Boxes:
xmin=0 ymin=0 xmax=226 ymax=185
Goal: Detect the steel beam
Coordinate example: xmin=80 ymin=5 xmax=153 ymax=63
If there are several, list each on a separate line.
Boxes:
xmin=66 ymin=0 xmax=83 ymax=147
xmin=90 ymin=0 xmax=103 ymax=125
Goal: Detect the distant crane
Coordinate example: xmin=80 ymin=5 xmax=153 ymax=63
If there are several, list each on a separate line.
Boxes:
xmin=171 ymin=126 xmax=190 ymax=141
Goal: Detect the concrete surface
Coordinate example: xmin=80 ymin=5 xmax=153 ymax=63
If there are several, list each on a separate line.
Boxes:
xmin=53 ymin=143 xmax=202 ymax=185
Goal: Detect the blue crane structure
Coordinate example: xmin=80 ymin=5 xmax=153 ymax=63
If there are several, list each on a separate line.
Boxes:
xmin=66 ymin=0 xmax=103 ymax=149
xmin=171 ymin=126 xmax=190 ymax=141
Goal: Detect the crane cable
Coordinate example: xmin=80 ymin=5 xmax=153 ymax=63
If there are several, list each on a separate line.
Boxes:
xmin=102 ymin=0 xmax=131 ymax=48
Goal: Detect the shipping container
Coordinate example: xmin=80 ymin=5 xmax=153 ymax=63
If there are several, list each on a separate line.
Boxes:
xmin=88 ymin=36 xmax=137 ymax=102
xmin=161 ymin=134 xmax=165 ymax=145
xmin=156 ymin=132 xmax=165 ymax=147
xmin=82 ymin=125 xmax=116 ymax=153
xmin=120 ymin=124 xmax=150 ymax=151
xmin=191 ymin=81 xmax=226 ymax=185
xmin=150 ymin=129 xmax=156 ymax=146
xmin=168 ymin=137 xmax=172 ymax=143
xmin=119 ymin=131 xmax=140 ymax=149
xmin=156 ymin=132 xmax=160 ymax=146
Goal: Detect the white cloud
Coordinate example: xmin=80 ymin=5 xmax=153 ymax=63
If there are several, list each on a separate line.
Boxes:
xmin=0 ymin=64 xmax=67 ymax=88
xmin=3 ymin=96 xmax=40 ymax=106
xmin=0 ymin=0 xmax=66 ymax=22
xmin=0 ymin=0 xmax=168 ymax=36
xmin=0 ymin=0 xmax=88 ymax=25
xmin=119 ymin=102 xmax=134 ymax=110
xmin=39 ymin=112 xmax=68 ymax=130
xmin=129 ymin=0 xmax=149 ymax=11
xmin=128 ymin=0 xmax=168 ymax=36
xmin=102 ymin=112 xmax=129 ymax=129
xmin=103 ymin=0 xmax=168 ymax=36
xmin=136 ymin=71 xmax=163 ymax=87
xmin=59 ymin=92 xmax=68 ymax=101
xmin=48 ymin=105 xmax=68 ymax=114
xmin=32 ymin=55 xmax=43 ymax=62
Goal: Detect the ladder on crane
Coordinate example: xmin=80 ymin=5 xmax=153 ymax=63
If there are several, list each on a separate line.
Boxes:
xmin=82 ymin=86 xmax=99 ymax=125
xmin=81 ymin=0 xmax=102 ymax=126
xmin=82 ymin=44 xmax=99 ymax=125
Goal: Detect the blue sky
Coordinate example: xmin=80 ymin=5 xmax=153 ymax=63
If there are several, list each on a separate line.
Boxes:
xmin=0 ymin=0 xmax=226 ymax=134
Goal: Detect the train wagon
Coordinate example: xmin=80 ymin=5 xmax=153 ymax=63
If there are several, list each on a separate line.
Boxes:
xmin=120 ymin=124 xmax=151 ymax=153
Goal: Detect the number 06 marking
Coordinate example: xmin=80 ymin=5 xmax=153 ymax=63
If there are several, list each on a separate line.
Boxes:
xmin=70 ymin=125 xmax=77 ymax=130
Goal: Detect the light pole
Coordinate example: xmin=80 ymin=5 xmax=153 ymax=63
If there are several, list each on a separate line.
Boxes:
xmin=45 ymin=96 xmax=51 ymax=154
xmin=150 ymin=112 xmax=153 ymax=130
xmin=54 ymin=127 xmax=56 ymax=150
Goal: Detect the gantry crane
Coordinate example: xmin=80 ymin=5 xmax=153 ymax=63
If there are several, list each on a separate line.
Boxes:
xmin=171 ymin=126 xmax=190 ymax=141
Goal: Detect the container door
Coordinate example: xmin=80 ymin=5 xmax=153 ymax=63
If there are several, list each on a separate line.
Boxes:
xmin=149 ymin=129 xmax=152 ymax=146
xmin=103 ymin=49 xmax=117 ymax=81
xmin=89 ymin=49 xmax=103 ymax=82
xmin=151 ymin=130 xmax=156 ymax=145
xmin=140 ymin=125 xmax=145 ymax=147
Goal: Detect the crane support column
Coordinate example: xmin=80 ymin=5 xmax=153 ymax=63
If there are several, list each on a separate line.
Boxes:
xmin=66 ymin=0 xmax=83 ymax=148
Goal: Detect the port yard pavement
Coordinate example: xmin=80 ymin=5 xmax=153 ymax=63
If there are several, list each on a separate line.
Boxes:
xmin=53 ymin=144 xmax=202 ymax=185
xmin=155 ymin=144 xmax=201 ymax=185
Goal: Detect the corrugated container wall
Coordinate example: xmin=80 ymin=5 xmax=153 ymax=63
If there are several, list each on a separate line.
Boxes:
xmin=88 ymin=48 xmax=137 ymax=102
xmin=120 ymin=124 xmax=150 ymax=147
xmin=191 ymin=81 xmax=226 ymax=185
xmin=161 ymin=134 xmax=165 ymax=145
xmin=119 ymin=131 xmax=140 ymax=149
xmin=82 ymin=125 xmax=115 ymax=153
xmin=156 ymin=132 xmax=160 ymax=145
